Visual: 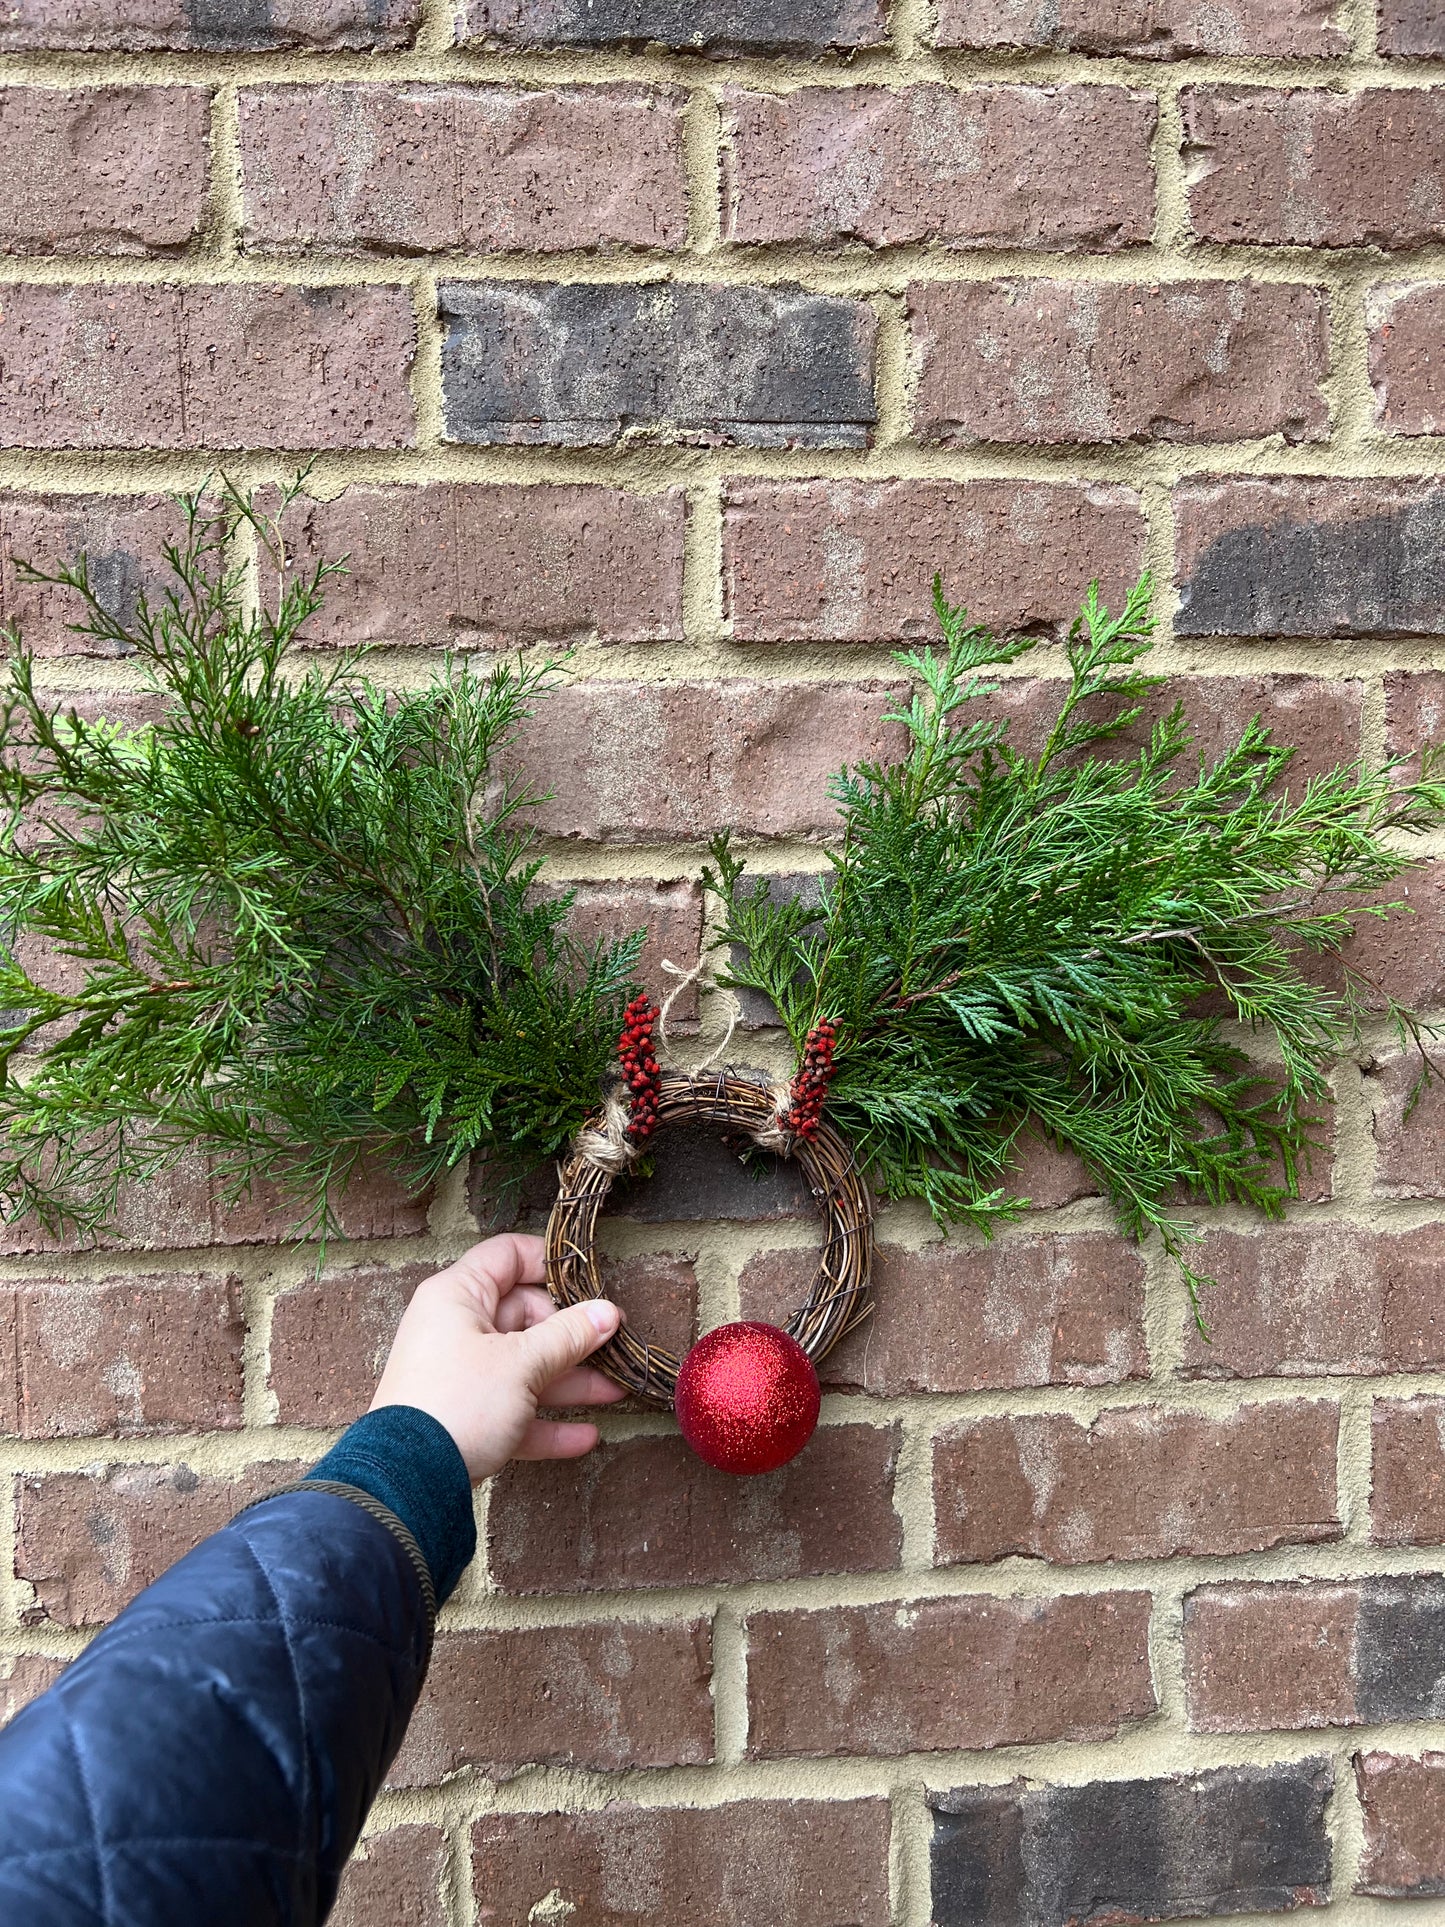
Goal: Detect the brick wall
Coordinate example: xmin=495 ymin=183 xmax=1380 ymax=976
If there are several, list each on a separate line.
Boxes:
xmin=4 ymin=3 xmax=1445 ymax=1924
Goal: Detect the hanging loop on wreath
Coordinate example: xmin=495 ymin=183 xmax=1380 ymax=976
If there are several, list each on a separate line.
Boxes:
xmin=544 ymin=1069 xmax=875 ymax=1413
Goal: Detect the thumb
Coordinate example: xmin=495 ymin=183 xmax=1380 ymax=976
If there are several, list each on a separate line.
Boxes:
xmin=518 ymin=1299 xmax=620 ymax=1393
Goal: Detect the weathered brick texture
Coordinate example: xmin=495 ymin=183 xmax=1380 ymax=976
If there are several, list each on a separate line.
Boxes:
xmin=331 ymin=1827 xmax=447 ymax=1927
xmin=1371 ymin=1397 xmax=1445 ymax=1546
xmin=0 ymin=286 xmax=416 ymax=451
xmin=909 ymin=280 xmax=1330 ymax=447
xmin=470 ymin=1802 xmax=893 ymax=1927
xmin=1381 ymin=1 xmax=1445 ymax=56
xmin=747 ymin=1592 xmax=1155 ymax=1758
xmin=0 ymin=89 xmax=210 ymax=255
xmin=1185 ymin=87 xmax=1445 ymax=249
xmin=458 ymin=0 xmax=887 ymax=53
xmin=930 ymin=1761 xmax=1333 ymax=1926
xmin=1355 ymin=1752 xmax=1445 ymax=1898
xmin=935 ymin=0 xmax=1346 ymax=55
xmin=1370 ymin=284 xmax=1445 ymax=436
xmin=240 ymin=86 xmax=689 ymax=255
xmin=0 ymin=2 xmax=421 ymax=50
xmin=722 ymin=86 xmax=1157 ymax=251
xmin=440 ymin=282 xmax=876 ymax=449
xmin=933 ymin=1400 xmax=1341 ymax=1567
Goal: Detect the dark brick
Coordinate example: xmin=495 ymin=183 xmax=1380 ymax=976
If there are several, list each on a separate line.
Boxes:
xmin=489 ymin=1425 xmax=900 ymax=1593
xmin=0 ymin=1 xmax=420 ymax=49
xmin=1184 ymin=86 xmax=1445 ymax=249
xmin=1175 ymin=479 xmax=1445 ymax=638
xmin=929 ymin=1760 xmax=1333 ymax=1927
xmin=470 ymin=1802 xmax=893 ymax=1927
xmin=389 ymin=1621 xmax=712 ymax=1782
xmin=240 ymin=84 xmax=687 ymax=256
xmin=936 ymin=0 xmax=1346 ymax=54
xmin=17 ymin=1460 xmax=303 ymax=1626
xmin=934 ymin=1401 xmax=1340 ymax=1567
xmin=511 ymin=679 xmax=907 ymax=843
xmin=724 ymin=479 xmax=1147 ymax=643
xmin=1356 ymin=1751 xmax=1445 ymax=1897
xmin=332 ymin=1827 xmax=446 ymax=1927
xmin=1372 ymin=1396 xmax=1445 ymax=1546
xmin=722 ymin=85 xmax=1156 ymax=251
xmin=0 ymin=284 xmax=416 ymax=452
xmin=747 ymin=1592 xmax=1155 ymax=1758
xmin=276 ymin=483 xmax=686 ymax=651
xmin=1185 ymin=1574 xmax=1445 ymax=1731
xmin=439 ymin=281 xmax=876 ymax=450
xmin=0 ymin=88 xmax=209 ymax=255
xmin=0 ymin=492 xmax=193 ymax=658
xmin=1181 ymin=1226 xmax=1445 ymax=1378
xmin=457 ymin=0 xmax=887 ymax=53
xmin=607 ymin=1125 xmax=814 ymax=1222
xmin=1370 ymin=283 xmax=1445 ymax=436
xmin=739 ymin=1236 xmax=1146 ymax=1396
xmin=1381 ymin=1 xmax=1445 ymax=55
xmin=911 ymin=279 xmax=1329 ymax=446
xmin=3 ymin=1274 xmax=244 ymax=1439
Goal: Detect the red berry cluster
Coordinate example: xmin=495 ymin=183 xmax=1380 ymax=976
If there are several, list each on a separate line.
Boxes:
xmin=619 ymin=995 xmax=662 ymax=1143
xmin=780 ymin=1019 xmax=837 ymax=1141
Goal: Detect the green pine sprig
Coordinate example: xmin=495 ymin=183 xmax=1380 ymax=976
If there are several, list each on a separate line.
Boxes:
xmin=706 ymin=575 xmax=1445 ymax=1317
xmin=0 ymin=483 xmax=644 ymax=1241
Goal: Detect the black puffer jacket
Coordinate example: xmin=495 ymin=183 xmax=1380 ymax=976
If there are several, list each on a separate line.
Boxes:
xmin=0 ymin=1405 xmax=475 ymax=1927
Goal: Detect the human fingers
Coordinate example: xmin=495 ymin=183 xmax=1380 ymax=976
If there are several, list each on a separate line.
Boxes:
xmin=513 ymin=1417 xmax=602 ymax=1460
xmin=492 ymin=1284 xmax=558 ymax=1333
xmin=516 ymin=1299 xmax=620 ymax=1392
xmin=445 ymin=1233 xmax=548 ymax=1316
xmin=536 ymin=1365 xmax=629 ymax=1408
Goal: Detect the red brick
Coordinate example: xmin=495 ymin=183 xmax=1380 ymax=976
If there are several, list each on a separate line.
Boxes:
xmin=1176 ymin=478 xmax=1445 ymax=639
xmin=0 ymin=2 xmax=420 ymax=49
xmin=463 ymin=0 xmax=885 ymax=49
xmin=0 ymin=1150 xmax=428 ymax=1257
xmin=934 ymin=1401 xmax=1340 ymax=1567
xmin=0 ymin=284 xmax=415 ymax=451
xmin=1380 ymin=0 xmax=1445 ymax=56
xmin=277 ymin=483 xmax=685 ymax=651
xmin=722 ymin=85 xmax=1155 ymax=251
xmin=269 ymin=1261 xmax=433 ymax=1428
xmin=0 ymin=1653 xmax=66 ymax=1726
xmin=513 ymin=680 xmax=907 ymax=843
xmin=935 ymin=0 xmax=1346 ymax=55
xmin=1370 ymin=283 xmax=1445 ymax=436
xmin=391 ymin=1621 xmax=712 ymax=1784
xmin=16 ymin=1460 xmax=303 ymax=1626
xmin=1356 ymin=1752 xmax=1445 ymax=1897
xmin=1184 ymin=87 xmax=1445 ymax=249
xmin=738 ymin=1236 xmax=1146 ymax=1396
xmin=0 ymin=88 xmax=208 ymax=255
xmin=0 ymin=491 xmax=195 ymax=657
xmin=1342 ymin=859 xmax=1445 ymax=1010
xmin=1370 ymin=1050 xmax=1445 ymax=1196
xmin=489 ymin=1425 xmax=900 ymax=1594
xmin=1184 ymin=1582 xmax=1358 ymax=1733
xmin=332 ymin=1826 xmax=446 ymax=1927
xmin=471 ymin=1802 xmax=892 ymax=1927
xmin=1372 ymin=1397 xmax=1445 ymax=1546
xmin=2 ymin=1274 xmax=243 ymax=1439
xmin=910 ymin=279 xmax=1329 ymax=447
xmin=241 ymin=84 xmax=686 ymax=256
xmin=556 ymin=881 xmax=703 ymax=1022
xmin=1182 ymin=1226 xmax=1445 ymax=1377
xmin=747 ymin=1592 xmax=1155 ymax=1758
xmin=723 ymin=479 xmax=1147 ymax=644
xmin=1386 ymin=669 xmax=1445 ymax=759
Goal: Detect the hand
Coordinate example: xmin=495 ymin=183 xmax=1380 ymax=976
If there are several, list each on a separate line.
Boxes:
xmin=370 ymin=1233 xmax=626 ymax=1482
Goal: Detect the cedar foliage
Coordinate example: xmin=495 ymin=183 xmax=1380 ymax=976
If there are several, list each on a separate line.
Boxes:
xmin=707 ymin=578 xmax=1445 ymax=1309
xmin=0 ymin=485 xmax=643 ymax=1240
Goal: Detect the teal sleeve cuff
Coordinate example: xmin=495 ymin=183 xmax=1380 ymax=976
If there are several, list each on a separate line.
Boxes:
xmin=306 ymin=1405 xmax=476 ymax=1605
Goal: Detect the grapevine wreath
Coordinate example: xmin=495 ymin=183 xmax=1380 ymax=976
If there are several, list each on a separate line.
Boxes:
xmin=0 ymin=484 xmax=1441 ymax=1474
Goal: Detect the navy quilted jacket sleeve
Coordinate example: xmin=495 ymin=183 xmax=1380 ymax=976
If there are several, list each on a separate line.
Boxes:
xmin=0 ymin=1405 xmax=477 ymax=1927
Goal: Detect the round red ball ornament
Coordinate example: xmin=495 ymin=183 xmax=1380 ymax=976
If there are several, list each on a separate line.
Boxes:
xmin=674 ymin=1321 xmax=821 ymax=1476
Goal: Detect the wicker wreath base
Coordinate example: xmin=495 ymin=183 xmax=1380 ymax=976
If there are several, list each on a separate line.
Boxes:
xmin=545 ymin=1069 xmax=874 ymax=1406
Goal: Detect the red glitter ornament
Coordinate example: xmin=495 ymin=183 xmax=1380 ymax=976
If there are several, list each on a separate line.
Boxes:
xmin=674 ymin=1321 xmax=821 ymax=1475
